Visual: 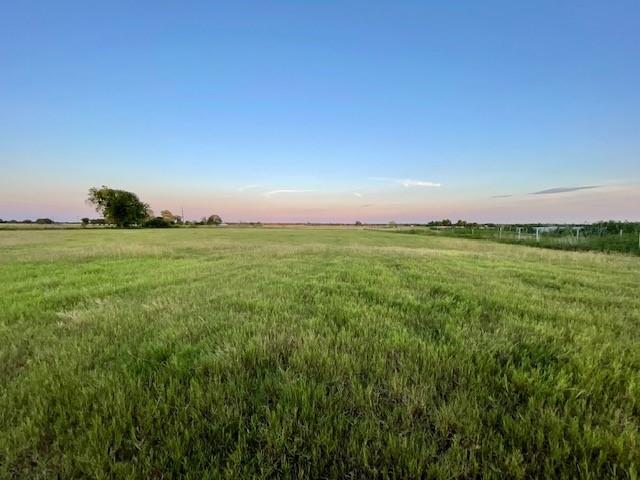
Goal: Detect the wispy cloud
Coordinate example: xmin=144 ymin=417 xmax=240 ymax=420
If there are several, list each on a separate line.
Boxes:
xmin=360 ymin=204 xmax=374 ymax=208
xmin=370 ymin=177 xmax=441 ymax=188
xmin=530 ymin=185 xmax=600 ymax=195
xmin=238 ymin=184 xmax=259 ymax=192
xmin=491 ymin=194 xmax=513 ymax=198
xmin=264 ymin=189 xmax=316 ymax=198
xmin=401 ymin=179 xmax=441 ymax=188
xmin=353 ymin=192 xmax=363 ymax=198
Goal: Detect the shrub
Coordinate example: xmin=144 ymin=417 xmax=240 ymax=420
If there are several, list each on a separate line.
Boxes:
xmin=143 ymin=217 xmax=172 ymax=228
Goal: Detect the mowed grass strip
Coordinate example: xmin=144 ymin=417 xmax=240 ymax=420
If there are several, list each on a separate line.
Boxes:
xmin=1 ymin=228 xmax=639 ymax=478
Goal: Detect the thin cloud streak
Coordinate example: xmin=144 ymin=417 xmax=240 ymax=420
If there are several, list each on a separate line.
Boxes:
xmin=491 ymin=194 xmax=513 ymax=198
xmin=370 ymin=177 xmax=441 ymax=188
xmin=401 ymin=179 xmax=441 ymax=188
xmin=530 ymin=186 xmax=600 ymax=195
xmin=353 ymin=192 xmax=363 ymax=197
xmin=264 ymin=189 xmax=317 ymax=198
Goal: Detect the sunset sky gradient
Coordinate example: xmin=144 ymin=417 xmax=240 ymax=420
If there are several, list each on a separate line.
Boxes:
xmin=1 ymin=1 xmax=639 ymax=222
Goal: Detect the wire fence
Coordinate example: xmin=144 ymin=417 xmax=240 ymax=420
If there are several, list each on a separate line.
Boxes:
xmin=393 ymin=226 xmax=640 ymax=255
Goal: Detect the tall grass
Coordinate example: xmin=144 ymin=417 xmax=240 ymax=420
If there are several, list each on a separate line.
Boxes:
xmin=1 ymin=228 xmax=639 ymax=478
xmin=394 ymin=226 xmax=640 ymax=256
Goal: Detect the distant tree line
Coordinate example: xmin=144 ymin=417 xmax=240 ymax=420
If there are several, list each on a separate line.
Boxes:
xmin=81 ymin=218 xmax=106 ymax=226
xmin=590 ymin=220 xmax=639 ymax=234
xmin=417 ymin=220 xmax=640 ymax=232
xmin=426 ymin=219 xmax=483 ymax=227
xmin=84 ymin=186 xmax=223 ymax=228
xmin=0 ymin=218 xmax=55 ymax=224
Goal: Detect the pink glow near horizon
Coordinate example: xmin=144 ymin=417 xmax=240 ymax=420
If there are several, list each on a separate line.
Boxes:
xmin=1 ymin=184 xmax=638 ymax=224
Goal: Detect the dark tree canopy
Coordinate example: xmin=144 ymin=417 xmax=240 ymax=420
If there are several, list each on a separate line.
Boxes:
xmin=143 ymin=217 xmax=172 ymax=228
xmin=87 ymin=186 xmax=150 ymax=227
xmin=206 ymin=214 xmax=222 ymax=225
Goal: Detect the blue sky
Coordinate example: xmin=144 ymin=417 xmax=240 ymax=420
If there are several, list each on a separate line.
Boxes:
xmin=1 ymin=0 xmax=639 ymax=222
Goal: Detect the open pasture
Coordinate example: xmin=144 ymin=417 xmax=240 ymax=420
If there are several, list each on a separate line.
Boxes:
xmin=1 ymin=228 xmax=639 ymax=478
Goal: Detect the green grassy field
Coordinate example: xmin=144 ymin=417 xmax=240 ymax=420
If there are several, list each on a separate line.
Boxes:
xmin=1 ymin=228 xmax=639 ymax=478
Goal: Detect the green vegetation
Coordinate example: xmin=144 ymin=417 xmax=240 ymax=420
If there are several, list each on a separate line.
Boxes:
xmin=1 ymin=228 xmax=639 ymax=478
xmin=87 ymin=186 xmax=151 ymax=227
xmin=394 ymin=224 xmax=640 ymax=256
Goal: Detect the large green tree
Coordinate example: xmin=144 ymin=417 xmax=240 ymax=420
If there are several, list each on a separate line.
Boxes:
xmin=87 ymin=186 xmax=151 ymax=227
xmin=206 ymin=214 xmax=222 ymax=225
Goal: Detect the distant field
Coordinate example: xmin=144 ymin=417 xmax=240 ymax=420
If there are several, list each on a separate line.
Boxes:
xmin=1 ymin=228 xmax=639 ymax=478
